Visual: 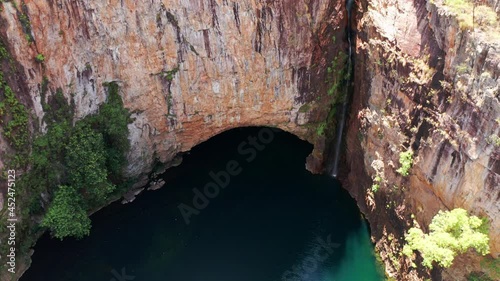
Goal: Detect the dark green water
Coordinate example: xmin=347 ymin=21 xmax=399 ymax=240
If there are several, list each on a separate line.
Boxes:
xmin=21 ymin=127 xmax=384 ymax=281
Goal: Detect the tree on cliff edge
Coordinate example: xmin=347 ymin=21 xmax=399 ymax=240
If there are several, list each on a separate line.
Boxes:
xmin=403 ymin=208 xmax=490 ymax=269
xmin=41 ymin=185 xmax=91 ymax=239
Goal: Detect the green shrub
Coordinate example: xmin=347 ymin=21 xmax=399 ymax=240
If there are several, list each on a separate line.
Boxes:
xmin=467 ymin=272 xmax=494 ymax=281
xmin=403 ymin=208 xmax=490 ymax=269
xmin=443 ymin=0 xmax=474 ymax=29
xmin=480 ymin=257 xmax=500 ymax=280
xmin=396 ymin=150 xmax=413 ymax=176
xmin=474 ymin=6 xmax=498 ymax=27
xmin=19 ymin=13 xmax=31 ymax=29
xmin=41 ymin=185 xmax=91 ymax=240
xmin=66 ymin=123 xmax=115 ymax=205
xmin=94 ymin=82 xmax=132 ymax=179
xmin=18 ymin=11 xmax=34 ymax=43
xmin=43 ymin=89 xmax=74 ymax=124
xmin=0 ymin=73 xmax=30 ymax=155
xmin=28 ymin=82 xmax=131 ymax=239
xmin=35 ymin=53 xmax=45 ymax=63
xmin=0 ymin=44 xmax=8 ymax=59
xmin=456 ymin=63 xmax=469 ymax=74
xmin=371 ymin=175 xmax=382 ymax=192
xmin=316 ymin=122 xmax=326 ymax=136
xmin=161 ymin=67 xmax=179 ymax=81
xmin=487 ymin=134 xmax=500 ymax=147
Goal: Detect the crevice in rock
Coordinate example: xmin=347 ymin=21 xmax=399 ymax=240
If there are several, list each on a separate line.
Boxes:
xmin=203 ymin=29 xmax=211 ymax=58
xmin=232 ymin=2 xmax=241 ymax=34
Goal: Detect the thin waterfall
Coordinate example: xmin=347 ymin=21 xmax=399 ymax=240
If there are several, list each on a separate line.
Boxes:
xmin=331 ymin=0 xmax=354 ymax=178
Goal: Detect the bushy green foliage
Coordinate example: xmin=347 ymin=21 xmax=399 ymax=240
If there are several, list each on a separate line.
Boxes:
xmin=27 ymin=82 xmax=131 ymax=239
xmin=371 ymin=175 xmax=382 ymax=192
xmin=467 ymin=272 xmax=494 ymax=281
xmin=35 ymin=53 xmax=45 ymax=63
xmin=43 ymin=89 xmax=74 ymax=124
xmin=316 ymin=122 xmax=326 ymax=136
xmin=480 ymin=257 xmax=500 ymax=281
xmin=66 ymin=124 xmax=115 ymax=205
xmin=487 ymin=134 xmax=500 ymax=147
xmin=443 ymin=0 xmax=475 ymax=29
xmin=456 ymin=63 xmax=469 ymax=74
xmin=40 ymin=185 xmax=91 ymax=240
xmin=474 ymin=6 xmax=498 ymax=27
xmin=396 ymin=150 xmax=413 ymax=176
xmin=326 ymin=52 xmax=349 ymax=97
xmin=29 ymin=120 xmax=72 ymax=195
xmin=0 ymin=44 xmax=8 ymax=59
xmin=160 ymin=67 xmax=179 ymax=81
xmin=1 ymin=85 xmax=29 ymax=150
xmin=403 ymin=208 xmax=490 ymax=269
xmin=93 ymin=82 xmax=131 ymax=179
xmin=0 ymin=68 xmax=30 ymax=157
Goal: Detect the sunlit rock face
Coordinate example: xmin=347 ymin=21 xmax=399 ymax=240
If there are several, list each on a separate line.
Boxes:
xmin=1 ymin=0 xmax=346 ymax=181
xmin=344 ymin=0 xmax=499 ymax=279
xmin=1 ymin=0 xmax=499 ymax=280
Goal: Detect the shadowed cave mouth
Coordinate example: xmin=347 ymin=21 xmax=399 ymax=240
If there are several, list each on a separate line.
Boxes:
xmin=21 ymin=127 xmax=384 ymax=281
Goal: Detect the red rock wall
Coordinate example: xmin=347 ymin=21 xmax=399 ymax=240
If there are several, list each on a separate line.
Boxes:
xmin=0 ymin=0 xmax=347 ymax=182
xmin=343 ymin=0 xmax=499 ymax=280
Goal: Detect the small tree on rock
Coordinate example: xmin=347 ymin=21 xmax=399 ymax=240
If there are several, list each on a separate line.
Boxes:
xmin=41 ymin=185 xmax=91 ymax=239
xmin=403 ymin=208 xmax=490 ymax=269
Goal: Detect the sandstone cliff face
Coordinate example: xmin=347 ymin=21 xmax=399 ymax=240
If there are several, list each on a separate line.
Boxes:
xmin=0 ymin=1 xmax=345 ymax=279
xmin=0 ymin=0 xmax=346 ymax=185
xmin=344 ymin=0 xmax=499 ymax=279
xmin=1 ymin=0 xmax=499 ymax=280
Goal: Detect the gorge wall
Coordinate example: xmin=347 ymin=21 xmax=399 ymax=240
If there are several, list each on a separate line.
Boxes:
xmin=0 ymin=0 xmax=498 ymax=281
xmin=0 ymin=0 xmax=346 ymax=279
xmin=343 ymin=0 xmax=499 ymax=280
xmin=0 ymin=0 xmax=346 ymax=194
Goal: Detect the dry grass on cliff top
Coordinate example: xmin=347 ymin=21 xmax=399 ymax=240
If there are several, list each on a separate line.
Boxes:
xmin=441 ymin=0 xmax=499 ymax=39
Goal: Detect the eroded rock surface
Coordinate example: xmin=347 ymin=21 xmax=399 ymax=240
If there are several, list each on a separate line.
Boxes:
xmin=0 ymin=0 xmax=498 ymax=280
xmin=344 ymin=0 xmax=499 ymax=279
xmin=0 ymin=1 xmax=348 ymax=280
xmin=1 ymin=0 xmax=346 ymax=180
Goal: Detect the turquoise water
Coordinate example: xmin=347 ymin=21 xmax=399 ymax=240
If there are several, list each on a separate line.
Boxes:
xmin=21 ymin=127 xmax=385 ymax=281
